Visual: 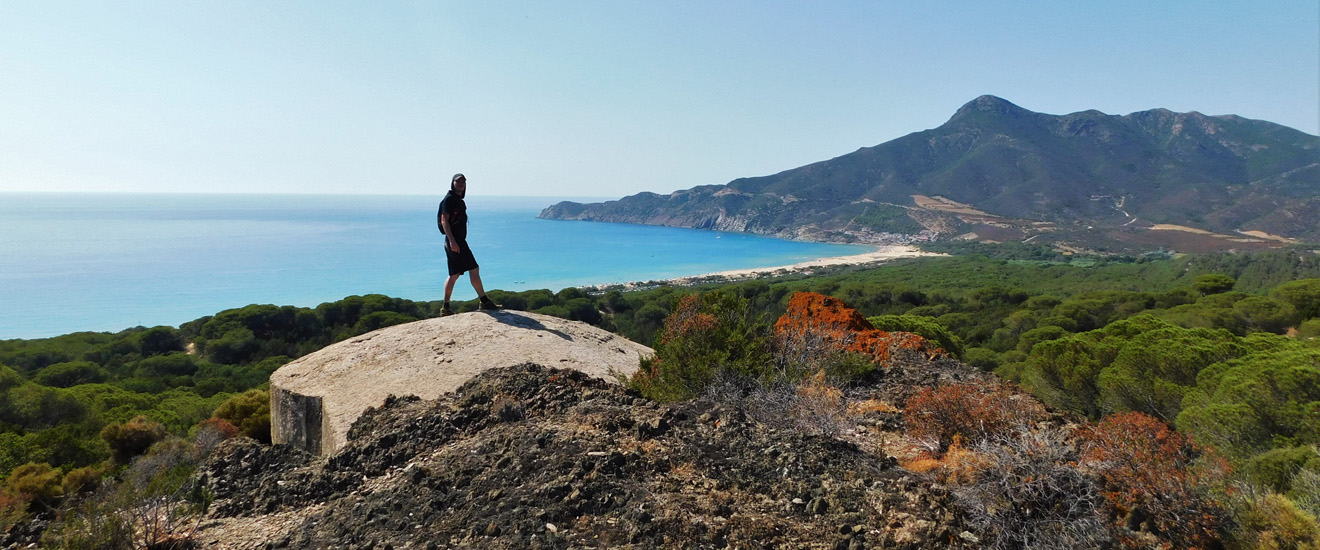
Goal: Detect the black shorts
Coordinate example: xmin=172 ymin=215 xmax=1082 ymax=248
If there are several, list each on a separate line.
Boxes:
xmin=445 ymin=239 xmax=479 ymax=275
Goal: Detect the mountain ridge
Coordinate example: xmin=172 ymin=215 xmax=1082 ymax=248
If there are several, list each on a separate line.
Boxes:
xmin=540 ymin=96 xmax=1320 ymax=250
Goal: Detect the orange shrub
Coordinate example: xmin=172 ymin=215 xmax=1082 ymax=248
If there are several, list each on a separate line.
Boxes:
xmin=1080 ymin=411 xmax=1231 ymax=550
xmin=774 ymin=292 xmax=945 ymax=366
xmin=194 ymin=417 xmax=240 ymax=456
xmin=900 ymin=436 xmax=994 ymax=484
xmin=195 ymin=417 xmax=239 ymax=440
xmin=0 ymin=488 xmax=29 ymax=530
xmin=659 ymin=294 xmax=720 ymax=346
xmin=903 ymin=381 xmax=1046 ymax=453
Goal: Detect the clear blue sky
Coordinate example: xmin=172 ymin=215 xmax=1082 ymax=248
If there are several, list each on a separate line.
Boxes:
xmin=2 ymin=1 xmax=1316 ymax=198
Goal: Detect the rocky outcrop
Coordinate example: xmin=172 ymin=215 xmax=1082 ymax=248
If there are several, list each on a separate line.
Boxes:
xmin=196 ymin=364 xmax=970 ymax=549
xmin=269 ymin=310 xmax=652 ymax=456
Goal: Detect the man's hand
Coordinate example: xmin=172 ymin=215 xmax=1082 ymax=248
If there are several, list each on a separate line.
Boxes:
xmin=448 ymin=240 xmax=459 ymax=252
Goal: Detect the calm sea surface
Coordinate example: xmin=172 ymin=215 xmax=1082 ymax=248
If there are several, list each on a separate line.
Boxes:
xmin=1 ymin=193 xmax=867 ymax=339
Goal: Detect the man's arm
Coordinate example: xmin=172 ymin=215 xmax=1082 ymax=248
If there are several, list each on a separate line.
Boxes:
xmin=440 ymin=213 xmax=458 ymax=252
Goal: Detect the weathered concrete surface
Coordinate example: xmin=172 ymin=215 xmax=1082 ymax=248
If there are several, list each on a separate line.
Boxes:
xmin=269 ymin=310 xmax=652 ymax=456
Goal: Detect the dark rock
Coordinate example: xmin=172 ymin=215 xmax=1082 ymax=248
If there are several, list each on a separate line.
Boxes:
xmin=194 ymin=364 xmax=971 ymax=548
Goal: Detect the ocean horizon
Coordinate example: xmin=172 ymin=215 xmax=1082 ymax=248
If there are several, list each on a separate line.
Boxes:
xmin=1 ymin=192 xmax=869 ymax=340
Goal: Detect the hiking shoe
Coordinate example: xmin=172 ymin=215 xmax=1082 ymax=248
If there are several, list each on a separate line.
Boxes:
xmin=478 ymin=296 xmax=502 ymax=311
xmin=440 ymin=305 xmax=454 ymax=316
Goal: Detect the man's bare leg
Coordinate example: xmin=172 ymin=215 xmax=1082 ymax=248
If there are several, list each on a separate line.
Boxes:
xmin=468 ymin=267 xmax=486 ymax=297
xmin=444 ymin=273 xmax=461 ymax=303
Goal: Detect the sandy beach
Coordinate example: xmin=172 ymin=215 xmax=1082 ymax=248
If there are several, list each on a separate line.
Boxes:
xmin=584 ymin=244 xmax=941 ymax=291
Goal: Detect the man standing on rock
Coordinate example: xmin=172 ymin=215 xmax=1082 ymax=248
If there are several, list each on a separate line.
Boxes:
xmin=438 ymin=173 xmax=501 ymax=315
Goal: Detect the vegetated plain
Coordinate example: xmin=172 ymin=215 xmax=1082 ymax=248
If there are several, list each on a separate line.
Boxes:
xmin=2 ymin=243 xmax=1319 ymax=547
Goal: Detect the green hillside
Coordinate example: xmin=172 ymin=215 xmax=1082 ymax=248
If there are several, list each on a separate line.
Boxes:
xmin=541 ymin=96 xmax=1320 ymax=248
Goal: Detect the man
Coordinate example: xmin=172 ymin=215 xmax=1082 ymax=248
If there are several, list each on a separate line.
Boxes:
xmin=438 ymin=173 xmax=500 ymax=315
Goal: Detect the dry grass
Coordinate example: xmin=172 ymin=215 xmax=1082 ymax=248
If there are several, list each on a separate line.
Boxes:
xmin=668 ymin=461 xmax=698 ymax=480
xmin=617 ymin=437 xmax=665 ymax=456
xmin=898 ymin=437 xmax=994 ymax=484
xmin=847 ymin=398 xmax=899 ymax=415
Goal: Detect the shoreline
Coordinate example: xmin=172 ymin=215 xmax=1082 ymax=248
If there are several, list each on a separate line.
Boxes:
xmin=581 ymin=244 xmax=941 ymax=292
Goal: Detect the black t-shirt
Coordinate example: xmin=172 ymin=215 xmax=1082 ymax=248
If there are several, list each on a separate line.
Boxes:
xmin=438 ymin=191 xmax=468 ymax=240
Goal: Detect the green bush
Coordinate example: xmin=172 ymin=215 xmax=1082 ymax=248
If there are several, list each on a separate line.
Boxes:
xmin=486 ymin=290 xmax=527 ymax=311
xmin=4 ymin=462 xmax=62 ymax=509
xmin=352 ymin=311 xmax=417 ymax=334
xmin=1178 ymin=346 xmax=1320 ymax=460
xmin=866 ymin=314 xmax=965 ymax=359
xmin=1097 ymin=324 xmax=1255 ymax=421
xmin=1245 ymin=447 xmax=1320 ymax=493
xmin=1231 ymin=492 xmax=1320 ymax=550
xmin=60 ymin=465 xmax=102 ymax=496
xmin=1234 ymin=296 xmax=1301 ymax=335
xmin=962 ymin=347 xmax=1001 ymax=372
xmin=1194 ymin=273 xmax=1237 ymax=295
xmin=132 ymin=353 xmax=199 ymax=379
xmin=32 ymin=361 xmax=107 ymax=388
xmin=133 ymin=326 xmax=184 ymax=356
xmin=531 ymin=304 xmax=571 ymax=319
xmin=563 ymin=298 xmax=602 ymax=324
xmin=28 ymin=424 xmax=107 ymax=471
xmin=1298 ymin=319 xmax=1320 ymax=340
xmin=202 ymin=327 xmax=259 ymax=365
xmin=1273 ymin=279 xmax=1320 ymax=320
xmin=100 ymin=416 xmax=167 ymax=464
xmin=1 ymin=382 xmax=89 ymax=429
xmin=1021 ymin=335 xmax=1106 ymax=418
xmin=213 ymin=389 xmax=271 ymax=443
xmin=1015 ymin=325 xmax=1070 ymax=354
xmin=1022 ymin=315 xmax=1276 ymax=422
xmin=628 ymin=291 xmax=772 ymax=402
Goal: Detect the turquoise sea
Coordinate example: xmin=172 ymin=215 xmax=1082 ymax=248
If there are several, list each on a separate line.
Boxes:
xmin=0 ymin=193 xmax=868 ymax=339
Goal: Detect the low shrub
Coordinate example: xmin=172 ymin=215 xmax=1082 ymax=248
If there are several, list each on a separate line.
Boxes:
xmin=60 ymin=465 xmax=102 ymax=497
xmin=192 ymin=417 xmax=239 ymax=456
xmin=950 ymin=431 xmax=1111 ymax=550
xmin=702 ymin=370 xmax=852 ymax=437
xmin=1245 ymin=446 xmax=1320 ymax=494
xmin=0 ymin=488 xmax=28 ymax=533
xmin=628 ymin=292 xmax=772 ymax=402
xmin=1299 ymin=319 xmax=1320 ymax=340
xmin=1080 ymin=411 xmax=1232 ymax=550
xmin=1230 ymin=490 xmax=1320 ymax=550
xmin=5 ymin=462 xmax=63 ymax=508
xmin=1290 ymin=468 xmax=1320 ymax=519
xmin=903 ymin=381 xmax=1046 ymax=453
xmin=212 ymin=389 xmax=271 ymax=443
xmin=962 ymin=347 xmax=1002 ymax=372
xmin=776 ymin=292 xmax=945 ymax=366
xmin=43 ymin=437 xmax=213 ymax=550
xmin=100 ymin=415 xmax=167 ymax=464
xmin=900 ymin=436 xmax=994 ymax=485
xmin=866 ymin=314 xmax=965 ymax=359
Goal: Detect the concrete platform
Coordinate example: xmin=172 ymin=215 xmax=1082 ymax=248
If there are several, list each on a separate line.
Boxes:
xmin=269 ymin=310 xmax=652 ymax=456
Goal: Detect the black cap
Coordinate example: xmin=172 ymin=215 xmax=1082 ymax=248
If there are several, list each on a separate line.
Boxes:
xmin=452 ymin=173 xmax=466 ymax=184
